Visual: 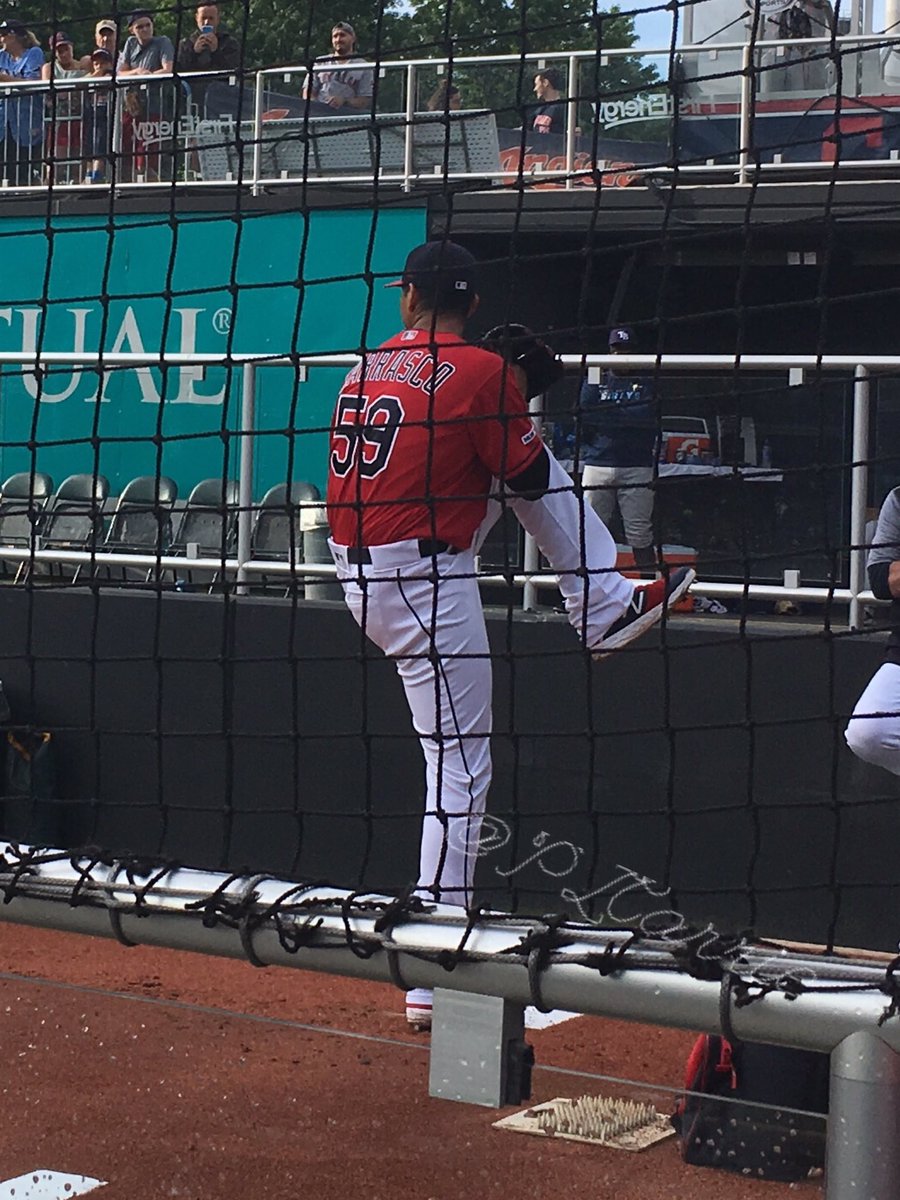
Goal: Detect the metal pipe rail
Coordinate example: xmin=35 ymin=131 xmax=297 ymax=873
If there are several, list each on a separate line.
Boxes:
xmin=0 ymin=349 xmax=892 ymax=620
xmin=0 ymin=845 xmax=895 ymax=1056
xmin=2 ymin=33 xmax=900 ymax=192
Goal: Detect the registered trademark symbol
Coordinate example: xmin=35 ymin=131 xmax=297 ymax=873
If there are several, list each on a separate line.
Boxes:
xmin=212 ymin=307 xmax=232 ymax=335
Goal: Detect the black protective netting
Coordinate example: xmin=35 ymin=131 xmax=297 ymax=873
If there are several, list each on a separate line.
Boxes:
xmin=0 ymin=0 xmax=897 ymax=952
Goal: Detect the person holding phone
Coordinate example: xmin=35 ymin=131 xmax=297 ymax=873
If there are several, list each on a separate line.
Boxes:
xmin=176 ymin=3 xmax=242 ymax=116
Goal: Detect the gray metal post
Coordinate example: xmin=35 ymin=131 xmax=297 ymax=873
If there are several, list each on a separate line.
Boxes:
xmin=825 ymin=1029 xmax=900 ymax=1200
xmin=522 ymin=390 xmax=545 ymax=612
xmin=428 ymin=988 xmax=529 ymax=1108
xmin=235 ymin=362 xmax=256 ymax=593
xmin=849 ymin=365 xmax=870 ymax=630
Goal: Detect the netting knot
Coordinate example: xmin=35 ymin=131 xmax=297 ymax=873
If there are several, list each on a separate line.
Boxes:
xmin=583 ymin=931 xmax=637 ymax=976
xmin=501 ymin=914 xmax=572 ymax=1014
xmin=672 ymin=928 xmax=745 ymax=982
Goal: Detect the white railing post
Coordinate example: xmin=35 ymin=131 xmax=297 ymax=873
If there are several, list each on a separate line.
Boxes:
xmin=522 ymin=391 xmax=546 ymax=611
xmin=565 ymin=54 xmax=578 ymax=189
xmin=111 ymin=79 xmax=125 ymax=184
xmin=849 ymin=364 xmax=870 ymax=630
xmin=236 ymin=361 xmax=257 ymax=592
xmin=403 ymin=63 xmax=416 ymax=192
xmin=738 ymin=41 xmax=753 ymax=185
xmin=251 ymin=69 xmax=264 ymax=195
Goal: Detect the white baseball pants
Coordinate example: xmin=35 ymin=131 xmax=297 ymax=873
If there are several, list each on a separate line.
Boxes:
xmin=845 ymin=661 xmax=900 ymax=776
xmin=329 ymin=454 xmax=633 ymax=907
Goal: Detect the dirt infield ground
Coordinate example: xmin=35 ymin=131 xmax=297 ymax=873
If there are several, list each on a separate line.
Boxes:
xmin=0 ymin=924 xmax=821 ymax=1199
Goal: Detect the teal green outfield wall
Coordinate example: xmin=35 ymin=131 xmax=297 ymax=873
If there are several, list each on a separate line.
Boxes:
xmin=0 ymin=207 xmax=426 ymax=499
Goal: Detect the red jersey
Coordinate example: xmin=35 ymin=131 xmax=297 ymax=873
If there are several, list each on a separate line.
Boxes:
xmin=327 ymin=329 xmax=542 ymax=549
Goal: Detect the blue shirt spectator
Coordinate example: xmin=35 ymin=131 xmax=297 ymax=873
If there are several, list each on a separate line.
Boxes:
xmin=578 ymin=336 xmax=657 ymax=468
xmin=0 ymin=19 xmax=44 ymax=184
xmin=578 ymin=326 xmax=659 ymax=572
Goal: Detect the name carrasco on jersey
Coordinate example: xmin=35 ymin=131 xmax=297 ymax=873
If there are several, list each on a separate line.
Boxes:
xmin=343 ymin=349 xmax=457 ymax=394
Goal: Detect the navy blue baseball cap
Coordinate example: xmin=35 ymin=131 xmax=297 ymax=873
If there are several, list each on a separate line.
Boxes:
xmin=608 ymin=326 xmax=636 ymax=348
xmin=386 ymin=240 xmax=478 ymax=297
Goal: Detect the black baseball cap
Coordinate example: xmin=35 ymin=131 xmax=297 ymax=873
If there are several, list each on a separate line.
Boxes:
xmin=386 ymin=240 xmax=477 ymax=299
xmin=0 ymin=18 xmax=27 ymax=35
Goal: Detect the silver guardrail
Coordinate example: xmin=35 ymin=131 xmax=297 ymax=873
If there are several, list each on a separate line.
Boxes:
xmin=0 ymin=349 xmax=893 ymax=626
xmin=1 ymin=33 xmax=899 ymax=193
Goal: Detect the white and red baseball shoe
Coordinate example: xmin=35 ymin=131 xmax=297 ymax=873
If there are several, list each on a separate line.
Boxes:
xmin=593 ymin=566 xmax=695 ymax=657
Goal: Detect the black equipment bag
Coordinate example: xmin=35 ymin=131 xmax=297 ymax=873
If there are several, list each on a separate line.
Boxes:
xmin=672 ymin=1034 xmax=829 ymax=1181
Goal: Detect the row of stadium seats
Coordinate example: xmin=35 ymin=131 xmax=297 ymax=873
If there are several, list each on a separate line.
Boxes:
xmin=0 ymin=471 xmax=324 ymax=593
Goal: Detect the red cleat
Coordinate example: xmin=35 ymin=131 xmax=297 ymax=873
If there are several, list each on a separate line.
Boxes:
xmin=593 ymin=566 xmax=696 ymax=657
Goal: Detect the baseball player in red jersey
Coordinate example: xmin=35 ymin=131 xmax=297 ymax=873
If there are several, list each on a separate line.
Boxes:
xmin=327 ymin=240 xmax=693 ymax=1030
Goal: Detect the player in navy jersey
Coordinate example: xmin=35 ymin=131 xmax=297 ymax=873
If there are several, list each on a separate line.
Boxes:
xmin=327 ymin=240 xmax=693 ymax=1029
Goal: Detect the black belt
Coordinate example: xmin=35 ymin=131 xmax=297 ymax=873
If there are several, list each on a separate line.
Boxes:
xmin=346 ymin=539 xmax=458 ymax=565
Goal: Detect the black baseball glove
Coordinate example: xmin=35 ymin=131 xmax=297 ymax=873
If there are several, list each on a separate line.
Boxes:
xmin=480 ymin=323 xmax=564 ymax=399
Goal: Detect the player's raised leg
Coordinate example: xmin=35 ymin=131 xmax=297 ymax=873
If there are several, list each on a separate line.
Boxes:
xmin=845 ymin=662 xmax=900 ymax=775
xmin=506 ymin=449 xmax=694 ymax=655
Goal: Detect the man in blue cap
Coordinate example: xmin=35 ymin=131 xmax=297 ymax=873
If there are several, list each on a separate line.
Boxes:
xmin=579 ymin=326 xmax=658 ymax=574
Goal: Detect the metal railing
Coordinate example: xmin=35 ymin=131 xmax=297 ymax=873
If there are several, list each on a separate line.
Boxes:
xmin=0 ymin=843 xmax=896 ymax=1200
xmin=0 ymin=348 xmax=892 ymax=626
xmin=2 ymin=32 xmax=900 ymax=193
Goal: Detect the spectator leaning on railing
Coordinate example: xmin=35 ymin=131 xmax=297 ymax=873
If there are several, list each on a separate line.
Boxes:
xmin=301 ymin=21 xmax=373 ymax=113
xmin=117 ymin=10 xmax=174 ymax=76
xmin=41 ymin=31 xmax=86 ymax=184
xmin=176 ymin=3 xmax=242 ymax=118
xmin=117 ymin=10 xmax=174 ymax=182
xmin=0 ymin=17 xmax=44 ymax=185
xmin=83 ymin=47 xmax=114 ymax=183
xmin=81 ymin=18 xmax=118 ymax=68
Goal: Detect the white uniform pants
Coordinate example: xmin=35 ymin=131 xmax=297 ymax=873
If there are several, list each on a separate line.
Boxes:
xmin=329 ymin=458 xmax=633 ymax=907
xmin=581 ymin=464 xmax=654 ymax=550
xmin=845 ymin=661 xmax=900 ymax=776
xmin=330 ymin=541 xmax=492 ymax=907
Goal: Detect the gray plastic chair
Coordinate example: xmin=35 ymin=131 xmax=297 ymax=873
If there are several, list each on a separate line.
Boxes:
xmin=250 ymin=481 xmax=321 ymax=596
xmin=251 ymin=481 xmax=320 ymax=559
xmin=170 ymin=478 xmax=239 ymax=591
xmin=106 ymin=475 xmax=178 ymax=553
xmin=0 ymin=472 xmax=54 ymax=580
xmin=103 ymin=475 xmax=178 ymax=584
xmin=36 ymin=473 xmax=109 ymax=581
